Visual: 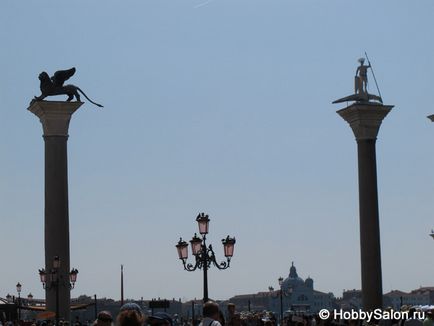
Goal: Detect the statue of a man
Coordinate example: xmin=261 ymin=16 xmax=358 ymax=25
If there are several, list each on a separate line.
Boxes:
xmin=355 ymin=58 xmax=370 ymax=95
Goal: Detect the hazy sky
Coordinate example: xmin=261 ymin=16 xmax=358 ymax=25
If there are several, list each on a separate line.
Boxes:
xmin=1 ymin=1 xmax=433 ymax=302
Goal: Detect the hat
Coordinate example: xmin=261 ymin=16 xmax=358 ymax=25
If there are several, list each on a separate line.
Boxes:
xmin=97 ymin=311 xmax=113 ymax=322
xmin=148 ymin=312 xmax=173 ymax=326
xmin=120 ymin=303 xmax=143 ymax=315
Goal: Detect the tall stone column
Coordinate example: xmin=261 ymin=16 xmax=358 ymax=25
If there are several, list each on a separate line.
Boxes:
xmin=28 ymin=101 xmax=82 ymax=321
xmin=337 ymin=102 xmax=393 ymax=311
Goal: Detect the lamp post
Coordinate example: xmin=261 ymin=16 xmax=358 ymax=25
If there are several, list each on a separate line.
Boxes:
xmin=272 ymin=278 xmax=291 ymax=326
xmin=430 ymin=229 xmax=434 ymax=240
xmin=176 ymin=212 xmax=236 ymax=303
xmin=278 ymin=277 xmax=284 ymax=324
xmin=39 ymin=256 xmax=78 ymax=325
xmin=16 ymin=282 xmax=22 ymax=321
xmin=27 ymin=293 xmax=33 ymax=310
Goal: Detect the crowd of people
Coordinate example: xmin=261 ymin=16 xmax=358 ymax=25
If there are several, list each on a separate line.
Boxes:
xmin=0 ymin=303 xmax=433 ymax=326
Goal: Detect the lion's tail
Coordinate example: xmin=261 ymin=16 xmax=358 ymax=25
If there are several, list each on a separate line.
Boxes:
xmin=77 ymin=87 xmax=104 ymax=108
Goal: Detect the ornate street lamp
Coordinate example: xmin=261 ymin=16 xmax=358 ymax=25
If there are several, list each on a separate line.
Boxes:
xmin=16 ymin=282 xmax=22 ymax=321
xmin=38 ymin=256 xmax=79 ymax=325
xmin=222 ymin=236 xmax=236 ymax=258
xmin=176 ymin=239 xmax=189 ymax=260
xmin=196 ymin=213 xmax=210 ymax=235
xmin=176 ymin=212 xmax=236 ymax=303
xmin=278 ymin=277 xmax=284 ymax=324
xmin=270 ymin=277 xmax=291 ymax=324
xmin=70 ymin=269 xmax=79 ymax=288
xmin=27 ymin=293 xmax=34 ymax=306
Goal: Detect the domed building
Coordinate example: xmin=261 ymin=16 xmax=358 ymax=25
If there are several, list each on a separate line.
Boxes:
xmin=229 ymin=262 xmax=334 ymax=314
xmin=281 ymin=262 xmax=305 ymax=289
xmin=274 ymin=262 xmax=334 ymax=313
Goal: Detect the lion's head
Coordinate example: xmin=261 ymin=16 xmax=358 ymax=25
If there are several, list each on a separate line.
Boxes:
xmin=38 ymin=71 xmax=50 ymax=81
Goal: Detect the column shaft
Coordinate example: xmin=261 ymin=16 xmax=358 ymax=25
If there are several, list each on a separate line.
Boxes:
xmin=28 ymin=100 xmax=82 ymax=322
xmin=357 ymin=139 xmax=383 ymax=310
xmin=44 ymin=135 xmax=70 ymax=321
xmin=337 ymin=103 xmax=393 ymax=311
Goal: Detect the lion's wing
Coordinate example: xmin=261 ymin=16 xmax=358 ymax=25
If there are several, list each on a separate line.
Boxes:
xmin=51 ymin=67 xmax=76 ymax=87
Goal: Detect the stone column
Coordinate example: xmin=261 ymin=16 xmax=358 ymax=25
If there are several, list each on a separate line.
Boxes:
xmin=337 ymin=102 xmax=393 ymax=311
xmin=28 ymin=101 xmax=82 ymax=321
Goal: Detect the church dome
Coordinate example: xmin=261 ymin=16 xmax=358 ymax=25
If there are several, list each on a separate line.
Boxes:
xmin=281 ymin=262 xmax=304 ymax=290
xmin=305 ymin=276 xmax=314 ymax=289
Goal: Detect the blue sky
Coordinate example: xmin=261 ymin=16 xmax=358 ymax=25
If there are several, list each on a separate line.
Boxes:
xmin=1 ymin=0 xmax=433 ymax=302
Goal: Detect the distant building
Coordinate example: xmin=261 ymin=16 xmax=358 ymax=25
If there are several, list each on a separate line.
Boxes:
xmin=70 ymin=296 xmax=183 ymax=322
xmin=335 ymin=289 xmax=362 ymax=310
xmin=384 ymin=287 xmax=434 ymax=309
xmin=0 ymin=297 xmax=17 ymax=321
xmin=336 ymin=287 xmax=434 ymax=310
xmin=229 ymin=262 xmax=334 ymax=314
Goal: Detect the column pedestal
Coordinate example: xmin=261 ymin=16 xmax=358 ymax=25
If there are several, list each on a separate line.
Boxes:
xmin=337 ymin=102 xmax=393 ymax=311
xmin=28 ymin=101 xmax=83 ymax=321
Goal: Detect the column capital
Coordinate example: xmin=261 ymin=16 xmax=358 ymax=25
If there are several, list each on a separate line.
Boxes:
xmin=337 ymin=103 xmax=394 ymax=140
xmin=28 ymin=101 xmax=83 ymax=136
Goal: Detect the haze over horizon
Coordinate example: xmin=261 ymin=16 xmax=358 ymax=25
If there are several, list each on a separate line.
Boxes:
xmin=1 ymin=0 xmax=433 ymax=302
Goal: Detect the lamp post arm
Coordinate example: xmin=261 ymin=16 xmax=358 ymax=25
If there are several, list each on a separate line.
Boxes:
xmin=214 ymin=258 xmax=230 ymax=270
xmin=207 ymin=245 xmax=231 ymax=270
xmin=183 ymin=258 xmax=200 ymax=272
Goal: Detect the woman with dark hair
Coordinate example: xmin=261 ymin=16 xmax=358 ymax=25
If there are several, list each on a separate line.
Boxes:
xmin=117 ymin=303 xmax=146 ymax=326
xmin=93 ymin=311 xmax=114 ymax=326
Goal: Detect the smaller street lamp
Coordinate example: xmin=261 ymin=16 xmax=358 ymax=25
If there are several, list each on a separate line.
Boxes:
xmin=273 ymin=277 xmax=291 ymax=325
xmin=38 ymin=269 xmax=47 ymax=287
xmin=70 ymin=269 xmax=79 ymax=288
xmin=196 ymin=213 xmax=210 ymax=235
xmin=53 ymin=256 xmax=60 ymax=269
xmin=190 ymin=234 xmax=202 ymax=256
xmin=222 ymin=236 xmax=236 ymax=258
xmin=27 ymin=293 xmax=34 ymax=306
xmin=430 ymin=229 xmax=434 ymax=240
xmin=278 ymin=277 xmax=284 ymax=324
xmin=16 ymin=282 xmax=22 ymax=321
xmin=176 ymin=239 xmax=189 ymax=260
xmin=38 ymin=256 xmax=79 ymax=325
xmin=16 ymin=283 xmax=22 ymax=294
xmin=6 ymin=294 xmax=12 ymax=302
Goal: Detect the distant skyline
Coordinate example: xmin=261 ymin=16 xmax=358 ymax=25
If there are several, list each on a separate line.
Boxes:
xmin=1 ymin=0 xmax=433 ymax=302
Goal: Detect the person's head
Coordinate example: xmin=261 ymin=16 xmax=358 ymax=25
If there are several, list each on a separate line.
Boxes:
xmin=147 ymin=313 xmax=173 ymax=326
xmin=227 ymin=304 xmax=236 ymax=316
xmin=118 ymin=303 xmax=145 ymax=326
xmin=93 ymin=311 xmax=113 ymax=326
xmin=358 ymin=58 xmax=365 ymax=65
xmin=203 ymin=301 xmax=220 ymax=320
